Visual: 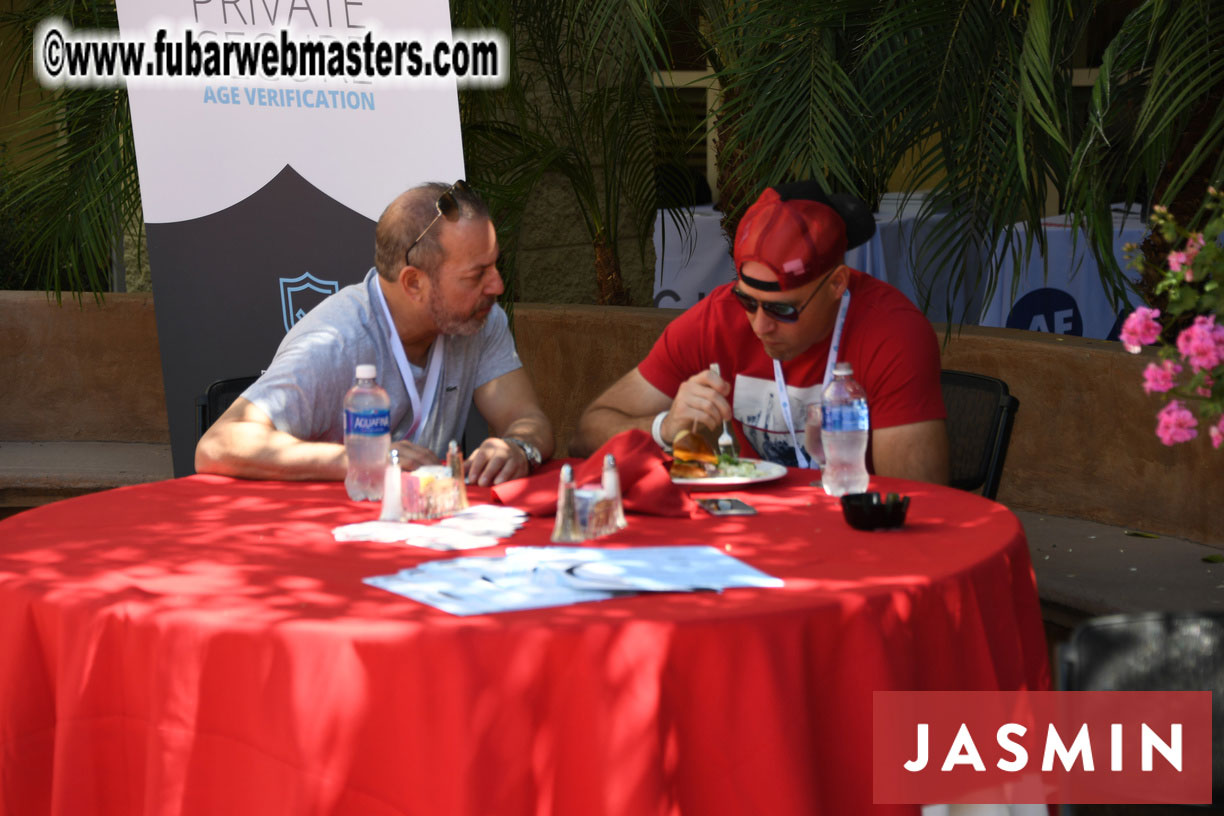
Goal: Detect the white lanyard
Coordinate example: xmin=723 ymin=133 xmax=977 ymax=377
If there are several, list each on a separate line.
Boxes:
xmin=373 ymin=280 xmax=443 ymax=445
xmin=771 ymin=290 xmax=850 ymax=469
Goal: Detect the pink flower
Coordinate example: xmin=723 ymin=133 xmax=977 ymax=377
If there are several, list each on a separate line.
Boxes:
xmin=1186 ymin=233 xmax=1206 ymax=260
xmin=1156 ymin=400 xmax=1198 ymax=446
xmin=1211 ymin=416 xmax=1224 ymax=450
xmin=1142 ymin=359 xmax=1182 ymax=394
xmin=1175 ymin=234 xmax=1207 ymax=281
xmin=1176 ymin=314 xmax=1224 ymax=373
xmin=1120 ymin=306 xmax=1162 ymax=353
xmin=1197 ymin=375 xmax=1215 ymax=398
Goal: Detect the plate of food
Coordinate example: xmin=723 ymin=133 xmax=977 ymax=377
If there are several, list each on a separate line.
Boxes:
xmin=668 ymin=429 xmax=787 ymax=488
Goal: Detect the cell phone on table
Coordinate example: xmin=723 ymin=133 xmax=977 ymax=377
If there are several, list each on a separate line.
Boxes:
xmin=697 ymin=498 xmax=757 ymax=516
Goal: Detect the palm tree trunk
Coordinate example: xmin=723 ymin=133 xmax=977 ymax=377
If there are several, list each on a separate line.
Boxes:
xmin=593 ymin=235 xmax=630 ymax=305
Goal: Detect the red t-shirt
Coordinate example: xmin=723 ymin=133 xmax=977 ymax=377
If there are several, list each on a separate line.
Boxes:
xmin=638 ymin=270 xmax=945 ymax=469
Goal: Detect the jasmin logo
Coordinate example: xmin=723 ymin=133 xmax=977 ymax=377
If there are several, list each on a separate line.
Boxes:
xmin=904 ymin=721 xmax=1182 ymax=774
xmin=873 ymin=691 xmax=1210 ymax=805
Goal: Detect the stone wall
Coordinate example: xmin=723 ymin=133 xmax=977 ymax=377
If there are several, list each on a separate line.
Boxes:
xmin=513 ymin=173 xmax=656 ymax=306
xmin=936 ymin=325 xmax=1222 ymax=548
xmin=0 ymin=291 xmax=168 ymax=443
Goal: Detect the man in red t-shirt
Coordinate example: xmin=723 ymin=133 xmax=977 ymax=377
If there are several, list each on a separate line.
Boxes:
xmin=572 ymin=184 xmax=949 ymax=484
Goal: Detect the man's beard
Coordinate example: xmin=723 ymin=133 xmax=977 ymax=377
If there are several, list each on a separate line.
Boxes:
xmin=428 ymin=289 xmax=495 ymax=336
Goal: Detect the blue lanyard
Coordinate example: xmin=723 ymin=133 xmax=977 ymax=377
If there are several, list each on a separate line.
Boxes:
xmin=373 ymin=279 xmax=443 ymax=444
xmin=771 ymin=290 xmax=850 ymax=469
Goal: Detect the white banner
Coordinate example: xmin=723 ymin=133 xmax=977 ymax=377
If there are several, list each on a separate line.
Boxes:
xmin=115 ymin=0 xmax=467 ymax=475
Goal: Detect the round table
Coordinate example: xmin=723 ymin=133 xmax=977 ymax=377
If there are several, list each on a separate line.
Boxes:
xmin=0 ymin=469 xmax=1048 ymax=815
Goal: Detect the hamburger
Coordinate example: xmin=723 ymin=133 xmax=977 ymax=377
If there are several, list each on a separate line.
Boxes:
xmin=670 ymin=428 xmax=719 ymax=479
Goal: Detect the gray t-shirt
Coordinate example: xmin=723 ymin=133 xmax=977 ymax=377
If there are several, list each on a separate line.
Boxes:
xmin=244 ymin=268 xmax=522 ymax=455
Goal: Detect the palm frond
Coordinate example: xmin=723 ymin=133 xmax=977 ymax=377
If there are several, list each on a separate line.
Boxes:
xmin=1066 ymin=0 xmax=1224 ymax=304
xmin=455 ymin=0 xmax=689 ymax=305
xmin=1 ymin=0 xmax=135 ymax=301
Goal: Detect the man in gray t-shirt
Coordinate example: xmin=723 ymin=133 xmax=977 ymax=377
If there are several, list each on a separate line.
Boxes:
xmin=195 ymin=181 xmax=553 ymax=486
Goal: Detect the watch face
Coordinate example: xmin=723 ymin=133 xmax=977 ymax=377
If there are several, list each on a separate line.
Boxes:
xmin=508 ymin=437 xmax=541 ymax=466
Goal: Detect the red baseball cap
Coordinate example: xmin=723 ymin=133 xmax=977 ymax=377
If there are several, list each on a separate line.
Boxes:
xmin=733 ymin=187 xmax=847 ymax=292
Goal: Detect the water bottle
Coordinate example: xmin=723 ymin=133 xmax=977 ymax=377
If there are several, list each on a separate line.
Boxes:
xmin=344 ymin=364 xmax=391 ymax=501
xmin=821 ymin=362 xmax=870 ymax=497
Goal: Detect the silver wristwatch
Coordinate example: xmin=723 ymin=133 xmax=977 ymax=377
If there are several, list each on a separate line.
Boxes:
xmin=503 ymin=436 xmax=543 ymax=471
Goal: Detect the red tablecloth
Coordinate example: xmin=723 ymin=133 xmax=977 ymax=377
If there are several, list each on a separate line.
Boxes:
xmin=0 ymin=469 xmax=1048 ymax=816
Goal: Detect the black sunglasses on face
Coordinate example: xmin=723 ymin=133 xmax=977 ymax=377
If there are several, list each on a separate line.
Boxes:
xmin=731 ymin=267 xmax=835 ymax=323
xmin=404 ymin=179 xmax=471 ymax=265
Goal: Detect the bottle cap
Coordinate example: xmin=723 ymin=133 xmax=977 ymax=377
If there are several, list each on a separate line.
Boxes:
xmin=355 ymin=364 xmax=377 ymax=380
xmin=833 ymin=362 xmax=853 ymax=376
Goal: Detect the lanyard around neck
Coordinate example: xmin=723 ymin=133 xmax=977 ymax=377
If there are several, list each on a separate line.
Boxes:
xmin=771 ymin=289 xmax=851 ymax=469
xmin=373 ymin=279 xmax=443 ymax=445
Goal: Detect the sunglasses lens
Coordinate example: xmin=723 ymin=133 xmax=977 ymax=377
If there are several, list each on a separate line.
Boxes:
xmin=763 ymin=303 xmax=799 ymax=322
xmin=438 ymin=179 xmax=471 ymax=220
xmin=732 ymin=289 xmax=757 ymax=312
xmin=438 ymin=192 xmax=458 ymax=219
xmin=732 ymin=289 xmax=799 ymax=322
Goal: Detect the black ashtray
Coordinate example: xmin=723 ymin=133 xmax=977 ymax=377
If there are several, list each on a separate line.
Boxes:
xmin=840 ymin=491 xmax=910 ymax=531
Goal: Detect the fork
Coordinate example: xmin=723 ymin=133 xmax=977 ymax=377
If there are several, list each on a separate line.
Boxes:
xmin=710 ymin=363 xmax=734 ymax=459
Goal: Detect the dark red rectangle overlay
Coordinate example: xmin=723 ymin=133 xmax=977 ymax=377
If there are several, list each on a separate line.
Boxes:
xmin=874 ymin=691 xmax=1211 ymax=805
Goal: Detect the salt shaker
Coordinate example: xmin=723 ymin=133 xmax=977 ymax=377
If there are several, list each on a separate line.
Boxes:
xmin=550 ymin=464 xmax=584 ymax=543
xmin=446 ymin=439 xmax=469 ymax=510
xmin=601 ymin=453 xmax=628 ymax=530
xmin=378 ymin=448 xmax=403 ymax=522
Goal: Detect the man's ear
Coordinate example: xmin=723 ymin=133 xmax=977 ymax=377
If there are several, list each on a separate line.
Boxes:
xmin=829 ymin=264 xmax=851 ymax=298
xmin=400 ymin=263 xmax=428 ymax=302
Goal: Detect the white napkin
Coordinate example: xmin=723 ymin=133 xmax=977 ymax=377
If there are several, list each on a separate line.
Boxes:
xmin=333 ymin=504 xmax=527 ymax=550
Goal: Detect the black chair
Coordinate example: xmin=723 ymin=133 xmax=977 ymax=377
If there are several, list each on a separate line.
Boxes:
xmin=1058 ymin=612 xmax=1224 ymax=813
xmin=940 ymin=369 xmax=1019 ymax=501
xmin=194 ymin=375 xmax=259 ymax=441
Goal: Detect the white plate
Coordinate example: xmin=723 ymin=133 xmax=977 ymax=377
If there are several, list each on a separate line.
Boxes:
xmin=670 ymin=458 xmax=788 ymax=489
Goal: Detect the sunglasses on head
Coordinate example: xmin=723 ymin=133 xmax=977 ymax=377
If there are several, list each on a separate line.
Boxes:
xmin=404 ymin=179 xmax=471 ymax=265
xmin=731 ymin=267 xmax=835 ymax=323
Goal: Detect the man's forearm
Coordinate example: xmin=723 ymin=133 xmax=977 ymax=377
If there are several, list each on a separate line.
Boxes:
xmin=195 ymin=421 xmax=348 ymax=481
xmin=570 ymin=406 xmax=656 ymax=458
xmin=499 ymin=411 xmax=555 ymax=460
xmin=870 ymin=421 xmax=949 ymax=486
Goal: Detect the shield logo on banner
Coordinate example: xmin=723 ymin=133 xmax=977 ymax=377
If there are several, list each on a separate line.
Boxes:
xmin=279 ymin=272 xmax=340 ymax=333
